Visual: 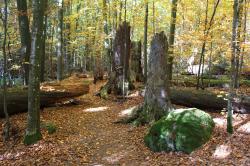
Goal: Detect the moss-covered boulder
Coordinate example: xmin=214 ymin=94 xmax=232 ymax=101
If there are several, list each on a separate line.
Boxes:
xmin=144 ymin=108 xmax=214 ymax=154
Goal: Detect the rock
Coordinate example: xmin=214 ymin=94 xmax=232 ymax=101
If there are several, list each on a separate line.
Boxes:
xmin=144 ymin=108 xmax=215 ymax=154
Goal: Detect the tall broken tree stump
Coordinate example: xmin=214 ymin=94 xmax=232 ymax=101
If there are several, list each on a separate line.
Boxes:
xmin=129 ymin=32 xmax=173 ymax=125
xmin=100 ymin=21 xmax=134 ymax=98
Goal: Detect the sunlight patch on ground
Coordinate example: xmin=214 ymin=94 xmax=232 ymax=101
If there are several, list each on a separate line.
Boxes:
xmin=237 ymin=121 xmax=250 ymax=134
xmin=213 ymin=118 xmax=226 ymax=128
xmin=128 ymin=91 xmax=140 ymax=97
xmin=103 ymin=151 xmax=128 ymax=164
xmin=213 ymin=144 xmax=232 ymax=159
xmin=0 ymin=151 xmax=25 ymax=161
xmin=119 ymin=106 xmax=137 ymax=117
xmin=0 ymin=143 xmax=51 ymax=161
xmin=83 ymin=106 xmax=109 ymax=112
xmin=213 ymin=114 xmax=248 ymax=129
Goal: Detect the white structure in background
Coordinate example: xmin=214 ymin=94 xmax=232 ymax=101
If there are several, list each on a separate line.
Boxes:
xmin=186 ymin=48 xmax=209 ymax=75
xmin=187 ymin=64 xmax=209 ymax=75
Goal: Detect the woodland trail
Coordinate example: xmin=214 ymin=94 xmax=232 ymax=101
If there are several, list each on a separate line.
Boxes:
xmin=0 ymin=80 xmax=250 ymax=165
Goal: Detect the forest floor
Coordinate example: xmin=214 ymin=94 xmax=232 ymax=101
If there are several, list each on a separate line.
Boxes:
xmin=0 ymin=79 xmax=250 ymax=166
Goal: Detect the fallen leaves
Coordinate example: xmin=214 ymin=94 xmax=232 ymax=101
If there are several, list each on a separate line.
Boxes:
xmin=0 ymin=80 xmax=249 ymax=165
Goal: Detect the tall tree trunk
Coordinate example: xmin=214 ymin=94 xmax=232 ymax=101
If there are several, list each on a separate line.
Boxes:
xmin=234 ymin=0 xmax=244 ymax=88
xmin=2 ymin=0 xmax=10 ymax=141
xmin=57 ymin=0 xmax=64 ymax=81
xmin=124 ymin=0 xmax=127 ymax=20
xmin=143 ymin=2 xmax=148 ymax=82
xmin=49 ymin=26 xmax=55 ymax=79
xmin=227 ymin=0 xmax=240 ymax=134
xmin=168 ymin=0 xmax=178 ymax=82
xmin=40 ymin=0 xmax=48 ymax=82
xmin=208 ymin=40 xmax=213 ymax=87
xmin=102 ymin=0 xmax=110 ymax=75
xmin=196 ymin=0 xmax=221 ymax=89
xmin=152 ymin=0 xmax=155 ymax=34
xmin=119 ymin=1 xmax=123 ymax=24
xmin=64 ymin=1 xmax=72 ymax=76
xmin=24 ymin=0 xmax=45 ymax=145
xmin=239 ymin=0 xmax=248 ymax=78
xmin=17 ymin=0 xmax=31 ymax=85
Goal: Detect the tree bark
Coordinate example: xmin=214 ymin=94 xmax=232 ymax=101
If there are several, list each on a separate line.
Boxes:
xmin=17 ymin=0 xmax=31 ymax=85
xmin=2 ymin=0 xmax=10 ymax=141
xmin=196 ymin=0 xmax=221 ymax=89
xmin=143 ymin=2 xmax=148 ymax=82
xmin=170 ymin=89 xmax=250 ymax=114
xmin=102 ymin=0 xmax=110 ymax=76
xmin=130 ymin=41 xmax=143 ymax=82
xmin=234 ymin=0 xmax=244 ymax=88
xmin=227 ymin=0 xmax=243 ymax=134
xmin=0 ymin=82 xmax=89 ymax=117
xmin=239 ymin=0 xmax=248 ymax=81
xmin=132 ymin=32 xmax=173 ymax=125
xmin=24 ymin=0 xmax=45 ymax=145
xmin=168 ymin=0 xmax=178 ymax=81
xmin=93 ymin=57 xmax=104 ymax=84
xmin=100 ymin=22 xmax=133 ymax=98
xmin=114 ymin=22 xmax=132 ymax=93
xmin=57 ymin=0 xmax=64 ymax=81
xmin=40 ymin=0 xmax=48 ymax=82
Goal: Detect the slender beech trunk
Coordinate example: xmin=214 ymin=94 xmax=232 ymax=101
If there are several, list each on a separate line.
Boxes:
xmin=50 ymin=26 xmax=54 ymax=79
xmin=153 ymin=0 xmax=155 ymax=34
xmin=103 ymin=0 xmax=110 ymax=73
xmin=234 ymin=0 xmax=244 ymax=88
xmin=168 ymin=0 xmax=178 ymax=82
xmin=57 ymin=0 xmax=64 ymax=81
xmin=119 ymin=1 xmax=123 ymax=24
xmin=208 ymin=40 xmax=213 ymax=87
xmin=64 ymin=1 xmax=72 ymax=76
xmin=17 ymin=0 xmax=31 ymax=85
xmin=40 ymin=0 xmax=48 ymax=82
xmin=196 ymin=0 xmax=220 ymax=89
xmin=2 ymin=0 xmax=10 ymax=141
xmin=124 ymin=0 xmax=127 ymax=21
xmin=143 ymin=2 xmax=148 ymax=82
xmin=228 ymin=0 xmax=240 ymax=134
xmin=239 ymin=0 xmax=248 ymax=77
xmin=24 ymin=0 xmax=45 ymax=145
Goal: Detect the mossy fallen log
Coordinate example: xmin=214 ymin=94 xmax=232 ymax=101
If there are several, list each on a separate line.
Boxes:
xmin=170 ymin=88 xmax=250 ymax=113
xmin=0 ymin=81 xmax=89 ymax=117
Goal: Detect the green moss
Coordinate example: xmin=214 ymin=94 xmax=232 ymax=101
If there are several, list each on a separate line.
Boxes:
xmin=144 ymin=108 xmax=214 ymax=154
xmin=23 ymin=131 xmax=42 ymax=145
xmin=45 ymin=123 xmax=57 ymax=134
xmin=41 ymin=122 xmax=57 ymax=134
xmin=100 ymin=87 xmax=108 ymax=99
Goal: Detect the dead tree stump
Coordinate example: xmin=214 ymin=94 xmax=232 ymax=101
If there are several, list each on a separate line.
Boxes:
xmin=100 ymin=22 xmax=134 ymax=98
xmin=129 ymin=32 xmax=173 ymax=125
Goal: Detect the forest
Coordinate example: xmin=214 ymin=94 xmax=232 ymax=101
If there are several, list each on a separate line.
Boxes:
xmin=0 ymin=0 xmax=249 ymax=165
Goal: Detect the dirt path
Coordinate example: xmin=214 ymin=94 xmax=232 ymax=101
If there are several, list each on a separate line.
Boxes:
xmin=0 ymin=81 xmax=249 ymax=165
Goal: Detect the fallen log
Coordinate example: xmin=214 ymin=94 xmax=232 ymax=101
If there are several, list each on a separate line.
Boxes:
xmin=0 ymin=78 xmax=89 ymax=117
xmin=170 ymin=88 xmax=250 ymax=113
